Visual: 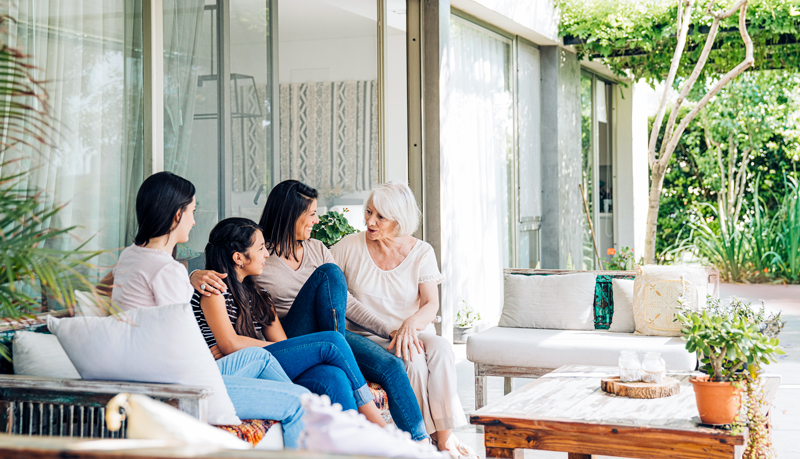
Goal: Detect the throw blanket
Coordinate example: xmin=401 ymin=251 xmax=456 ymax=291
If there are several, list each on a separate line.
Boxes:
xmin=279 ymin=80 xmax=378 ymax=199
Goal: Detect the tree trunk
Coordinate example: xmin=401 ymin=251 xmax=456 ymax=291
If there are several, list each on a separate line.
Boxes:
xmin=644 ymin=162 xmax=667 ymax=264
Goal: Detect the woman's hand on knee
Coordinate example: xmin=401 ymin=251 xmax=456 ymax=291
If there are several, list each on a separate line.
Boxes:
xmin=388 ymin=319 xmax=424 ymax=361
xmin=190 ymin=269 xmax=228 ymax=296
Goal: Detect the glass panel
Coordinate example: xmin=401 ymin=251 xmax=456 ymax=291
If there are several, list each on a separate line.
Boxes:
xmin=1 ymin=1 xmax=144 ymax=288
xmin=164 ymin=0 xmax=275 ymax=266
xmin=444 ymin=15 xmax=513 ymax=323
xmin=580 ymin=73 xmax=595 ymax=270
xmin=598 ymin=82 xmax=614 ymax=265
xmin=163 ymin=0 xmax=211 ymax=261
xmin=278 ymin=0 xmax=379 ymax=217
xmin=517 ymin=41 xmax=542 ymax=269
xmin=385 ymin=0 xmax=409 ymax=188
xmin=229 ymin=0 xmax=274 ymax=223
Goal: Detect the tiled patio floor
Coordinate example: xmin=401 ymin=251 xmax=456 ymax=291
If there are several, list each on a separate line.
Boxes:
xmin=450 ymin=283 xmax=800 ymax=459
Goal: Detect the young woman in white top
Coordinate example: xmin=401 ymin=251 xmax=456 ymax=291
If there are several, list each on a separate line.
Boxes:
xmin=331 ymin=182 xmax=477 ymax=459
xmin=111 ymin=171 xmax=310 ymax=448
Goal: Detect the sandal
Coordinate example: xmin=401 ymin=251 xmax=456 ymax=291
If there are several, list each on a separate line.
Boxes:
xmin=441 ymin=434 xmax=479 ymax=459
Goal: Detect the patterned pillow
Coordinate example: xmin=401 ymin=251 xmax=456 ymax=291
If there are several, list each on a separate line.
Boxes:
xmin=632 ymin=265 xmax=709 ymax=336
xmin=217 ymin=419 xmax=277 ymax=446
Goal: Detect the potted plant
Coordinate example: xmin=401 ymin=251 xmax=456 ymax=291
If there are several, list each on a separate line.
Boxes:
xmin=454 ymin=300 xmax=481 ymax=344
xmin=676 ymin=297 xmax=784 ymax=429
xmin=311 ymin=209 xmax=359 ymax=248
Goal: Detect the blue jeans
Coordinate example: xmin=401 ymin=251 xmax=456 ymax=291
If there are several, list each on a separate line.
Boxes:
xmin=280 ymin=264 xmax=429 ymax=441
xmin=217 ymin=347 xmax=307 ymax=449
xmin=265 ymin=331 xmax=373 ymax=411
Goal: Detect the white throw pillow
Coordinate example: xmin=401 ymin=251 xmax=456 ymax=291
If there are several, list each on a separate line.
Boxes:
xmin=47 ymin=303 xmax=240 ymax=426
xmin=632 ymin=265 xmax=709 ymax=337
xmin=608 ymin=279 xmax=635 ymax=333
xmin=498 ymin=273 xmax=597 ymax=330
xmin=74 ymin=290 xmax=110 ymax=317
xmin=13 ymin=331 xmax=81 ymax=379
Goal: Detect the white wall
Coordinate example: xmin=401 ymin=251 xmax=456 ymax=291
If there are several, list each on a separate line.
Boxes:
xmin=450 ymin=0 xmax=560 ymax=45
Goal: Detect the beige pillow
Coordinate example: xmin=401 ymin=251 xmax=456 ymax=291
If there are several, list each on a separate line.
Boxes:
xmin=499 ymin=273 xmax=596 ymax=330
xmin=609 ymin=279 xmax=635 ymax=333
xmin=632 ymin=265 xmax=709 ymax=336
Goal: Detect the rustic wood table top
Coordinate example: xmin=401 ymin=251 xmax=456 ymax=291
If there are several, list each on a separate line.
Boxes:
xmin=470 ymin=365 xmax=781 ymax=459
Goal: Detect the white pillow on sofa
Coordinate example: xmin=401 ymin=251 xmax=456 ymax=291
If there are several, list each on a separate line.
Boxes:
xmin=13 ymin=331 xmax=81 ymax=379
xmin=47 ymin=303 xmax=240 ymax=426
xmin=498 ymin=273 xmax=597 ymax=330
xmin=609 ymin=279 xmax=635 ymax=333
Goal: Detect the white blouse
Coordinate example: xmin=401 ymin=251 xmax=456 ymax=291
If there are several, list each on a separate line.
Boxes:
xmin=330 ymin=232 xmax=444 ymax=337
xmin=112 ymin=244 xmax=194 ymax=310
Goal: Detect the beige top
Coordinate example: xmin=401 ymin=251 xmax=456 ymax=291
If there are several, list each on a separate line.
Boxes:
xmin=254 ymin=238 xmax=396 ymax=339
xmin=330 ymin=232 xmax=444 ymax=337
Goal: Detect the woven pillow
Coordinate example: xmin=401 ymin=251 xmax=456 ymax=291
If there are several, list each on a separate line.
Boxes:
xmin=632 ymin=265 xmax=709 ymax=336
xmin=498 ymin=273 xmax=596 ymax=330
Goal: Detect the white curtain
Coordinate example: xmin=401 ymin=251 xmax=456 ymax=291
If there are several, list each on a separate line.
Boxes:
xmin=441 ymin=16 xmax=513 ymax=325
xmin=2 ymin=0 xmax=144 ymax=274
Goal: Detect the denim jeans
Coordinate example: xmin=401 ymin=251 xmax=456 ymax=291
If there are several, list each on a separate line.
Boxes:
xmin=266 ymin=331 xmax=373 ymax=411
xmin=216 ymin=347 xmax=308 ymax=449
xmin=280 ymin=264 xmax=429 ymax=441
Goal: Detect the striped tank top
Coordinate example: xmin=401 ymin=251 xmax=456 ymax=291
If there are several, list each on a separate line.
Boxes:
xmin=191 ymin=291 xmax=263 ymax=348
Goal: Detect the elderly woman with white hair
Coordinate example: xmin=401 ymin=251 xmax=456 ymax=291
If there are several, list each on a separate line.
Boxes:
xmin=331 ymin=182 xmax=475 ymax=459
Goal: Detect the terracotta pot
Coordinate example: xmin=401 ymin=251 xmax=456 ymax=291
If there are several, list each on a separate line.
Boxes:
xmin=690 ymin=376 xmax=742 ymax=425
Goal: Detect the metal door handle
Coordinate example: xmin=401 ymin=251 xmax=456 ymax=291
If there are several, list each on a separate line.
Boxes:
xmin=253 ymin=184 xmax=268 ymax=205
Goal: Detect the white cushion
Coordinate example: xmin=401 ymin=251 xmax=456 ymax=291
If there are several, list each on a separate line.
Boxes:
xmin=466 ymin=326 xmax=696 ymax=371
xmin=609 ymin=279 xmax=635 ymax=333
xmin=74 ymin=290 xmax=110 ymax=317
xmin=498 ymin=273 xmax=596 ymax=330
xmin=47 ymin=303 xmax=240 ymax=425
xmin=633 ymin=265 xmax=709 ymax=337
xmin=12 ymin=331 xmax=81 ymax=379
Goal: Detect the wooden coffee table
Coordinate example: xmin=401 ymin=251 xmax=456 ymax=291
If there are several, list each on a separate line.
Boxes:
xmin=470 ymin=365 xmax=780 ymax=459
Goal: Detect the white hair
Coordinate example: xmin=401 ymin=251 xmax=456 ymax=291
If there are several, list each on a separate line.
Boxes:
xmin=366 ymin=182 xmax=421 ymax=237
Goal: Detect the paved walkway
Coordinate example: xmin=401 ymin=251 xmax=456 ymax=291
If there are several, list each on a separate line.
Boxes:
xmin=450 ymin=283 xmax=800 ymax=458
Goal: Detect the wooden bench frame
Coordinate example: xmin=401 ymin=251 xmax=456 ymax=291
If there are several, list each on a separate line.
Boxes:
xmin=472 ymin=268 xmax=719 ymax=410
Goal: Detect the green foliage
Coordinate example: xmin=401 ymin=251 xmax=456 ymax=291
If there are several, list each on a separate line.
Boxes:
xmin=454 ymin=300 xmax=481 ymax=328
xmin=605 ymin=246 xmax=637 ymax=270
xmin=557 ymin=0 xmax=800 ymax=84
xmin=311 ymin=209 xmax=359 ymax=248
xmin=676 ymin=296 xmax=784 ymax=382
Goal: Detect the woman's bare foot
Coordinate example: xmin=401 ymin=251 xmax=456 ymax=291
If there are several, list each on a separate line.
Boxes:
xmin=358 ymin=401 xmax=388 ymax=427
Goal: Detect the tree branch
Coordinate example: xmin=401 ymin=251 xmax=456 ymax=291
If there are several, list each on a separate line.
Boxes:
xmin=660 ymin=16 xmax=722 ymax=157
xmin=648 ymin=0 xmax=695 ymax=168
xmin=659 ymin=1 xmax=754 ymax=172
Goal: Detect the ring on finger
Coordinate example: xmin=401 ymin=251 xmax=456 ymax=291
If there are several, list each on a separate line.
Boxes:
xmin=200 ymin=283 xmax=207 ymax=291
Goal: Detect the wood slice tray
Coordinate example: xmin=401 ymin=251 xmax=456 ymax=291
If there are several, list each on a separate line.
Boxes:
xmin=600 ymin=376 xmax=680 ymax=399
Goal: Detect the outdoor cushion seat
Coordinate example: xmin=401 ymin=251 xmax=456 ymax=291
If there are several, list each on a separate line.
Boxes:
xmin=467 ymin=326 xmax=697 ymax=371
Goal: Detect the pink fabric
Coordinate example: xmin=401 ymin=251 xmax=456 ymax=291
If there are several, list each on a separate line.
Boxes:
xmin=112 ymin=245 xmax=194 ymax=310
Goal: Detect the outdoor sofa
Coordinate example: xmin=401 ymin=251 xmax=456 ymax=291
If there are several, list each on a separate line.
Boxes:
xmin=467 ymin=269 xmax=719 ymax=409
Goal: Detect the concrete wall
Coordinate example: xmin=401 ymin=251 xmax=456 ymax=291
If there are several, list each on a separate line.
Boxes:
xmin=450 ymin=0 xmax=560 ymax=44
xmin=540 ymin=46 xmax=583 ymax=269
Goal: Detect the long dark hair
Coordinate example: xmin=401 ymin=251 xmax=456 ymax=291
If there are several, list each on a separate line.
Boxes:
xmin=204 ymin=217 xmax=276 ymax=338
xmin=259 ymin=180 xmax=318 ymax=262
xmin=134 ymin=171 xmax=195 ymax=246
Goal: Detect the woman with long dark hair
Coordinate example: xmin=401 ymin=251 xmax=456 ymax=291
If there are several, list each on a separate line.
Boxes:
xmin=194 ymin=217 xmax=387 ymax=428
xmin=254 ymin=180 xmax=429 ymax=443
xmin=112 ymin=172 xmax=309 ymax=448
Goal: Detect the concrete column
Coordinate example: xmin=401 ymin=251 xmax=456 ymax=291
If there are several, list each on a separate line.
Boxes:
xmin=539 ymin=46 xmax=583 ymax=269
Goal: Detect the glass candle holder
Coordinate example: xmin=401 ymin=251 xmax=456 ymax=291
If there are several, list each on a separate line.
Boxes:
xmin=618 ymin=350 xmax=641 ymax=382
xmin=641 ymin=352 xmax=666 ymax=383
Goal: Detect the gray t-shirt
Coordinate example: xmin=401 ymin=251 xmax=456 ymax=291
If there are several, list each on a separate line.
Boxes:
xmin=254 ymin=238 xmax=395 ymax=339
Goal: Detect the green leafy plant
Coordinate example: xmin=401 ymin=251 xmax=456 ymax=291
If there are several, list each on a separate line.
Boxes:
xmin=676 ymin=296 xmax=784 ymax=382
xmin=0 ymin=17 xmax=106 ymax=360
xmin=311 ymin=209 xmax=359 ymax=248
xmin=454 ymin=300 xmax=481 ymax=328
xmin=605 ymin=246 xmax=636 ymax=271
